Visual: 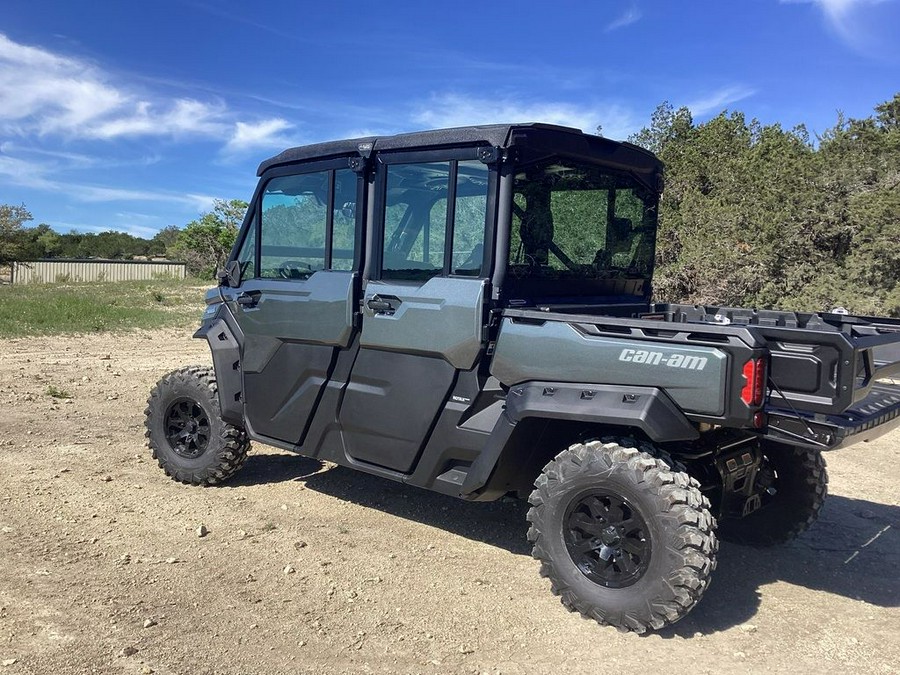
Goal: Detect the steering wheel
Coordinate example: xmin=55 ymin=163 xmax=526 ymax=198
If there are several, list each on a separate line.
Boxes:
xmin=277 ymin=260 xmax=313 ymax=280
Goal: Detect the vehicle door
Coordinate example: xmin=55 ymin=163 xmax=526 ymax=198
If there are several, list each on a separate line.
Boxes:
xmin=338 ymin=149 xmax=495 ymax=473
xmin=224 ymin=161 xmax=362 ymax=446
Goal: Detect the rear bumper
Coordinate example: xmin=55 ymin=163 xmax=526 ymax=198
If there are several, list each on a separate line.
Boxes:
xmin=765 ymin=382 xmax=900 ymax=450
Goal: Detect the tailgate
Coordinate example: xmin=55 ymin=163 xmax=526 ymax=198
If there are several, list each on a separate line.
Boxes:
xmin=758 ymin=314 xmax=900 ymax=415
xmin=767 ymin=381 xmax=900 ymax=449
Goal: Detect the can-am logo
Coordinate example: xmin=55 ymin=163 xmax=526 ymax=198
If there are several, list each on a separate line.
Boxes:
xmin=619 ymin=348 xmax=708 ymax=371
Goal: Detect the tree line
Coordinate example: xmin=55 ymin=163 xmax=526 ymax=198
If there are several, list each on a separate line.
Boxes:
xmin=1 ymin=93 xmax=897 ymax=315
xmin=629 ymin=92 xmax=899 ymax=316
xmin=0 ymin=199 xmax=246 ymax=279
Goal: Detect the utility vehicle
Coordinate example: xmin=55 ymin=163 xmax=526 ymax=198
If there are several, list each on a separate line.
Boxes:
xmin=146 ymin=124 xmax=900 ymax=633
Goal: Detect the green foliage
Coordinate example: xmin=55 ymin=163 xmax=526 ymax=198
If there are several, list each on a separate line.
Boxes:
xmin=45 ymin=385 xmax=73 ymax=399
xmin=630 ymin=92 xmax=900 ymax=316
xmin=0 ymin=203 xmax=33 ymax=265
xmin=150 ymin=225 xmax=181 ymax=256
xmin=6 ymin=219 xmax=172 ymax=261
xmin=173 ymin=199 xmax=247 ymax=278
xmin=0 ymin=278 xmax=206 ymax=337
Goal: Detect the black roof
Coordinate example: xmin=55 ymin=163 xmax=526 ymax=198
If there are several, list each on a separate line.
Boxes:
xmin=257 ymin=123 xmax=662 ymax=179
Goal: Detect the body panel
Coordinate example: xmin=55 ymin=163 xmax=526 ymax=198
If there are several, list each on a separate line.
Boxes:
xmin=338 ymin=277 xmax=487 ymax=472
xmin=339 ymin=350 xmax=456 ymax=473
xmin=359 ymin=277 xmax=486 ymax=369
xmin=490 ymin=317 xmax=729 ymax=415
xmin=223 ymin=270 xmax=358 ymax=446
xmin=229 ymin=271 xmax=356 ymax=349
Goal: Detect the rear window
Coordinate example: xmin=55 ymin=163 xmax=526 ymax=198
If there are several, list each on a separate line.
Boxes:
xmin=509 ymin=159 xmax=657 ymax=281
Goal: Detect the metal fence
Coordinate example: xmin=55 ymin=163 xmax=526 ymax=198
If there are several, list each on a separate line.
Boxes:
xmin=11 ymin=259 xmax=187 ymax=284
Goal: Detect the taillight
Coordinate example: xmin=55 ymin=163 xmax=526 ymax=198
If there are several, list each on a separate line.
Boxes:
xmin=753 ymin=411 xmax=766 ymax=429
xmin=741 ymin=357 xmax=766 ymax=406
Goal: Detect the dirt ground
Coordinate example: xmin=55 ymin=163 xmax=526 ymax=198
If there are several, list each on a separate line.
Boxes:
xmin=0 ymin=329 xmax=898 ymax=675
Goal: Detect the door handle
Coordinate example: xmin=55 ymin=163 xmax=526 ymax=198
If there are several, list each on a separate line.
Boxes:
xmin=236 ymin=290 xmax=261 ymax=307
xmin=366 ymin=294 xmax=397 ymax=314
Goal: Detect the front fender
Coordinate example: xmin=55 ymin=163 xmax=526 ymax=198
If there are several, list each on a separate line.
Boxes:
xmin=193 ymin=314 xmax=244 ymax=426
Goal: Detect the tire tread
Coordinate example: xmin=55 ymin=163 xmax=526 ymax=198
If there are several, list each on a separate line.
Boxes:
xmin=144 ymin=365 xmax=250 ymax=486
xmin=718 ymin=444 xmax=827 ymax=546
xmin=527 ymin=437 xmax=718 ymax=634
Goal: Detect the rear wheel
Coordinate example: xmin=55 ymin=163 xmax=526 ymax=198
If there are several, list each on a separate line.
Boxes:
xmin=145 ymin=366 xmax=250 ymax=485
xmin=527 ymin=438 xmax=717 ymax=633
xmin=718 ymin=443 xmax=827 ymax=546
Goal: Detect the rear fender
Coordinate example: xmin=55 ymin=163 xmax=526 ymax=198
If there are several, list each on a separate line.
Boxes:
xmin=460 ymin=381 xmax=697 ymax=498
xmin=504 ymin=381 xmax=698 ymax=442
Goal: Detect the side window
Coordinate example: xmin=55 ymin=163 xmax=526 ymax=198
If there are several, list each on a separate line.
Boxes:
xmin=235 ymin=220 xmax=256 ymax=279
xmin=451 ymin=161 xmax=488 ymax=276
xmin=382 ymin=162 xmax=450 ymax=280
xmin=549 ymin=189 xmax=607 ymax=268
xmin=508 ymin=159 xmax=656 ymax=279
xmin=330 ymin=169 xmax=357 ymax=271
xmin=381 ymin=159 xmax=488 ymax=280
xmin=260 ymin=172 xmax=328 ymax=279
xmin=510 ymin=187 xmax=606 ymax=270
xmin=249 ymin=168 xmax=360 ymax=280
xmin=611 ymin=188 xmax=652 ymax=270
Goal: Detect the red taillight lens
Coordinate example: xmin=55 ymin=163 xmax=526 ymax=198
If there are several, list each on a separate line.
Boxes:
xmin=741 ymin=358 xmax=766 ymax=406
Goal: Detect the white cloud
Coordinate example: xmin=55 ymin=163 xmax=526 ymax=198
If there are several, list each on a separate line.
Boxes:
xmin=224 ymin=118 xmax=296 ymax=154
xmin=0 ymin=152 xmax=58 ymax=191
xmin=181 ymin=193 xmax=220 ymax=212
xmin=788 ymin=0 xmax=880 ymax=18
xmin=87 ymin=99 xmax=228 ymax=140
xmin=114 ymin=211 xmax=162 ymax=222
xmin=0 ymin=34 xmax=223 ymax=140
xmin=412 ymin=93 xmax=639 ymax=140
xmin=0 ymin=142 xmax=98 ymax=168
xmin=60 ymin=221 xmax=164 ymax=239
xmin=1 ymin=141 xmax=161 ymax=169
xmin=0 ymin=32 xmax=287 ymax=148
xmin=606 ymin=5 xmax=643 ymax=32
xmin=0 ymin=150 xmax=216 ymax=212
xmin=782 ymin=0 xmax=898 ymax=57
xmin=72 ymin=185 xmax=190 ymax=204
xmin=62 ymin=185 xmax=217 ymax=212
xmin=684 ymin=85 xmax=757 ymax=117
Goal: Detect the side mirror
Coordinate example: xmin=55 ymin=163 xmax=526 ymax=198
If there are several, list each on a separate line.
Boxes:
xmin=218 ymin=260 xmax=242 ymax=287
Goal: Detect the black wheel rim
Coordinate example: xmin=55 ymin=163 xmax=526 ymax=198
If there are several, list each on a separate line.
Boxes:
xmin=564 ymin=491 xmax=651 ymax=588
xmin=164 ymin=398 xmax=211 ymax=459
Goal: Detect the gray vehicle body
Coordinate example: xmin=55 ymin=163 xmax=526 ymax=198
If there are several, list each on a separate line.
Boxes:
xmin=197 ymin=123 xmax=900 ymax=514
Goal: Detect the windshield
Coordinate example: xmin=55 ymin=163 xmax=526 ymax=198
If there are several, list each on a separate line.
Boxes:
xmin=509 ymin=158 xmax=657 ymax=283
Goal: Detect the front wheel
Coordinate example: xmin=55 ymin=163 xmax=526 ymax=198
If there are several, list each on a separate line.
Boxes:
xmin=527 ymin=438 xmax=717 ymax=633
xmin=145 ymin=366 xmax=250 ymax=485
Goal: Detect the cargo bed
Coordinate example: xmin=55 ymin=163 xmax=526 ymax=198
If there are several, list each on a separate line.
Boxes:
xmin=501 ymin=302 xmax=900 ymax=448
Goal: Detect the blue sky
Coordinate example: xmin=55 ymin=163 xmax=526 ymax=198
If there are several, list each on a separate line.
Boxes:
xmin=1 ymin=0 xmax=898 ymax=239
